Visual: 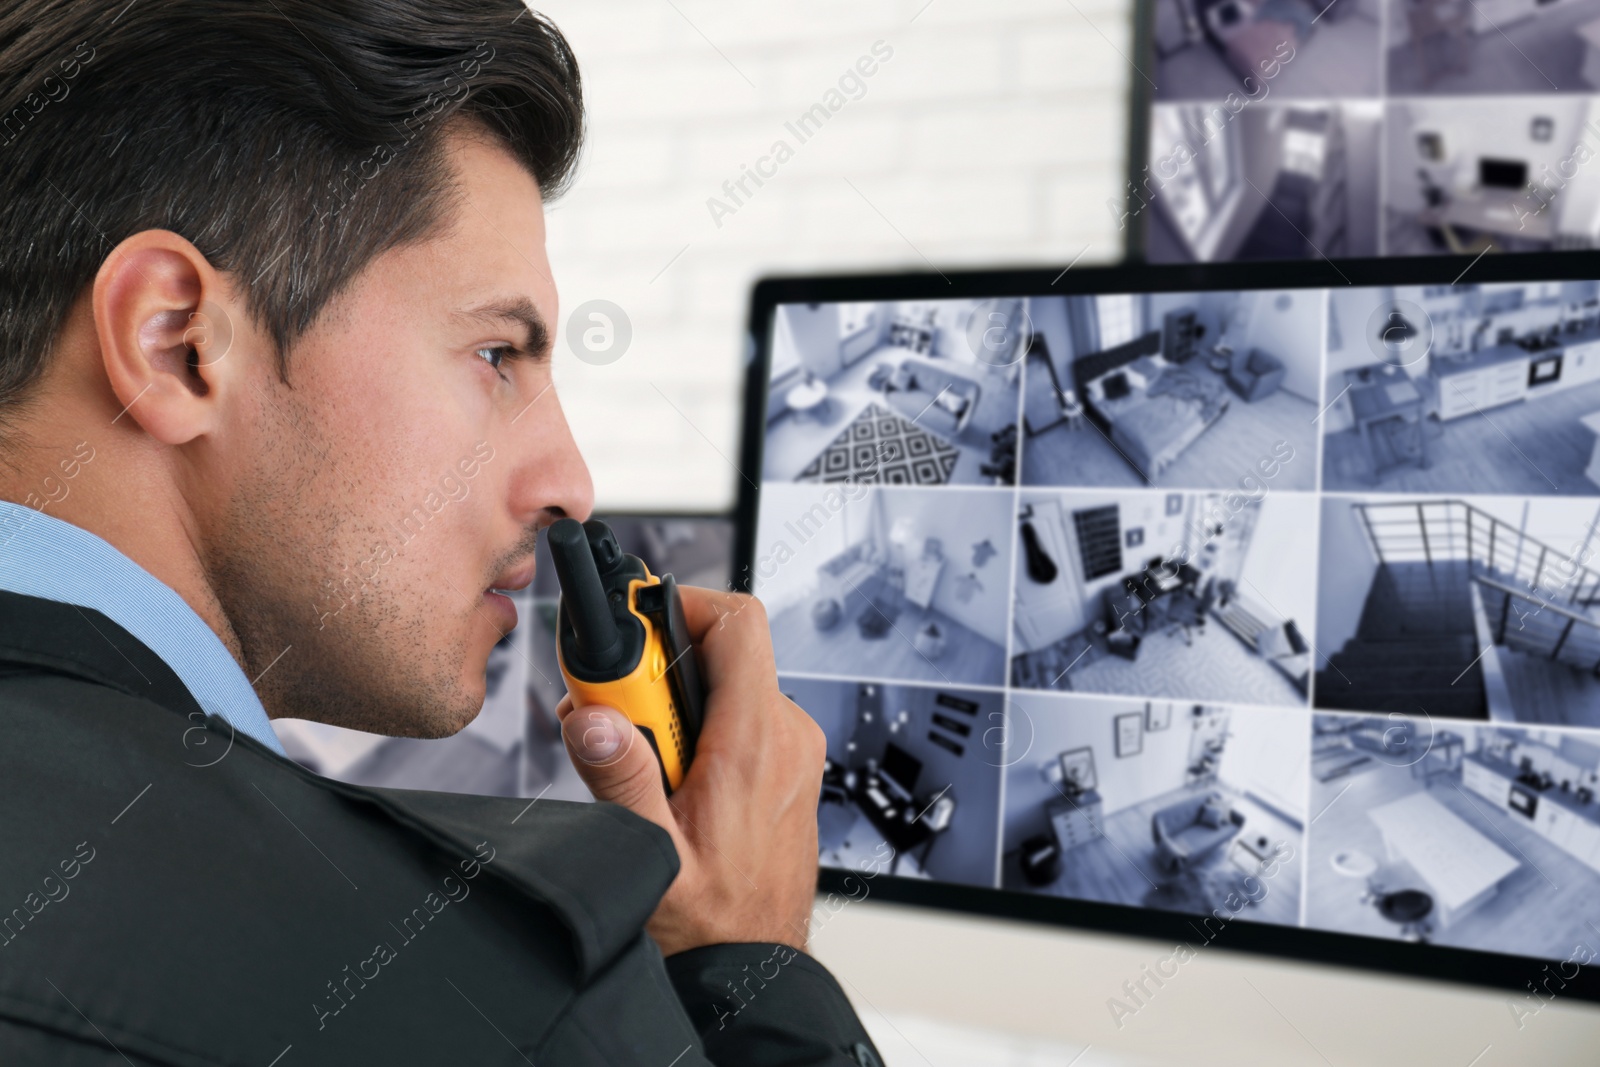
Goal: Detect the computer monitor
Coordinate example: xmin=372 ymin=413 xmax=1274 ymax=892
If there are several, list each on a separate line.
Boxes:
xmin=880 ymin=741 xmax=922 ymax=798
xmin=736 ymin=251 xmax=1600 ymax=1003
xmin=1479 ymin=157 xmax=1528 ymax=190
xmin=1129 ymin=0 xmax=1584 ymax=264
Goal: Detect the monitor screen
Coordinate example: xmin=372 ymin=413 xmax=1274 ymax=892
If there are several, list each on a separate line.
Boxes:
xmin=737 ymin=255 xmax=1600 ymax=1000
xmin=1479 ymin=157 xmax=1528 ymax=190
xmin=1127 ymin=0 xmax=1586 ymax=263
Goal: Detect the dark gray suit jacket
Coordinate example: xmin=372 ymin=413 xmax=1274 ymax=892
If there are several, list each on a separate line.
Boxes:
xmin=0 ymin=590 xmax=882 ymax=1066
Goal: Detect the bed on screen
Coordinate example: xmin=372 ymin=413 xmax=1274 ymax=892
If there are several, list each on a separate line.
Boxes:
xmin=1071 ymin=331 xmax=1231 ymax=482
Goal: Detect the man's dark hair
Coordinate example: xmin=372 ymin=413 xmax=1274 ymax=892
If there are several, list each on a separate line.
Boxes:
xmin=0 ymin=0 xmax=582 ymax=419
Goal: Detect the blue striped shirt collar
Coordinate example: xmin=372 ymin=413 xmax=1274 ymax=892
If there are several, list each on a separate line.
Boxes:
xmin=0 ymin=499 xmax=285 ymax=754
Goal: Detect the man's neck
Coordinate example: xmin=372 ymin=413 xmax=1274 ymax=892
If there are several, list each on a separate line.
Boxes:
xmin=1 ymin=396 xmax=248 ymax=670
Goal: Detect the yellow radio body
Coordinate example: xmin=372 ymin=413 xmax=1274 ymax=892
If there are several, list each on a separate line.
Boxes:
xmin=549 ymin=520 xmax=704 ymax=794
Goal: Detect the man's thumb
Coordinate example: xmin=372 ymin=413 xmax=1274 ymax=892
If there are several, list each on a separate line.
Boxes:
xmin=561 ymin=705 xmax=674 ymax=827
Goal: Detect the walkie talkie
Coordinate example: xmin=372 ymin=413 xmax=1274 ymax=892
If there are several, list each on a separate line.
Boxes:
xmin=548 ymin=518 xmax=705 ymax=793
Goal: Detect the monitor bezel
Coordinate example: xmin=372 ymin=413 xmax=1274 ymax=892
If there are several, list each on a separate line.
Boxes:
xmin=732 ymin=250 xmax=1600 ymax=1003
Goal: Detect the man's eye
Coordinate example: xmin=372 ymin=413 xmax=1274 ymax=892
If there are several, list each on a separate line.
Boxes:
xmin=476 ymin=345 xmax=516 ymax=372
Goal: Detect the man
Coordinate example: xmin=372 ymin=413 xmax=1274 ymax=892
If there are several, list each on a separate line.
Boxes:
xmin=0 ymin=1 xmax=883 ymax=1064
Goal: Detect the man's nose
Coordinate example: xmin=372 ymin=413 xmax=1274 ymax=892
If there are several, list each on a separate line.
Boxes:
xmin=522 ymin=388 xmax=594 ymax=525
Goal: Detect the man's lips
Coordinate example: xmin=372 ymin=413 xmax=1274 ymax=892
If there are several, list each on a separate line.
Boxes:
xmin=482 ymin=558 xmax=535 ymax=633
xmin=487 ymin=559 xmax=536 ymax=596
xmin=482 ymin=587 xmax=519 ymax=632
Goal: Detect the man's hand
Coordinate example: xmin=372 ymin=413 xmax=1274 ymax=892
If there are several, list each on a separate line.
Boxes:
xmin=554 ymin=587 xmax=824 ymax=957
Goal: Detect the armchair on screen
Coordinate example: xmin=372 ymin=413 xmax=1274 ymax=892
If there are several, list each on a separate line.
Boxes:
xmin=1152 ymin=791 xmax=1244 ymax=873
xmin=1226 ymin=348 xmax=1286 ymax=403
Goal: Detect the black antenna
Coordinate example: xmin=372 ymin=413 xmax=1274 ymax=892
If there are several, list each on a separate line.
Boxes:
xmin=549 ymin=518 xmax=623 ymax=670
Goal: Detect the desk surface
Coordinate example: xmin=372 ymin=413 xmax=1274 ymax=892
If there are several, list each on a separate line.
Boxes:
xmin=1124 ymin=562 xmax=1200 ymax=601
xmin=1422 ymin=189 xmax=1555 ymax=241
xmin=1368 ymin=791 xmax=1520 ymax=911
xmin=855 ymin=772 xmax=936 ymax=853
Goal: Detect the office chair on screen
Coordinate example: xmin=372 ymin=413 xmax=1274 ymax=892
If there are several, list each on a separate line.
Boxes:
xmin=1163 ymin=581 xmax=1215 ymax=647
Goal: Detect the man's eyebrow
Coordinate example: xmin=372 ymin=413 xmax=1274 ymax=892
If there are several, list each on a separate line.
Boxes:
xmin=453 ymin=296 xmax=551 ymax=358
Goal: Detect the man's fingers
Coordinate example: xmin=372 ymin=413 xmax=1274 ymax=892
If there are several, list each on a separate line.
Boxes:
xmin=672 ymin=586 xmax=792 ymax=760
xmin=560 ymin=704 xmax=677 ymax=832
xmin=677 ymin=585 xmax=773 ymax=681
xmin=676 ymin=582 xmax=734 ymax=642
xmin=677 ymin=584 xmax=764 ymax=645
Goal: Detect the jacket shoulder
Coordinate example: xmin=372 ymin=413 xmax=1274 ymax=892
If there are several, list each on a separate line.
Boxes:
xmin=0 ymin=668 xmax=677 ymax=1066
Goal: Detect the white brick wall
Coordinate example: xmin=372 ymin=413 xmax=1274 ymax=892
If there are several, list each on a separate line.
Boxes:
xmin=534 ymin=0 xmax=1134 ymax=510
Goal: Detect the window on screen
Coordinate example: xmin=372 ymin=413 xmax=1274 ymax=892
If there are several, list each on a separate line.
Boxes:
xmin=1095 ymin=293 xmax=1137 ymax=349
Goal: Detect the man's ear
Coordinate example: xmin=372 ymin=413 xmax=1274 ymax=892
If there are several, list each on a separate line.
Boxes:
xmin=92 ymin=230 xmax=244 ymax=446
